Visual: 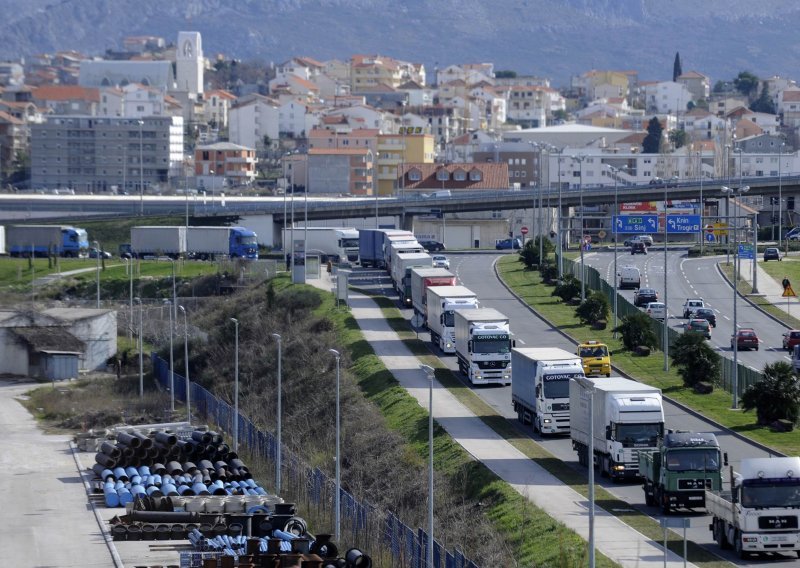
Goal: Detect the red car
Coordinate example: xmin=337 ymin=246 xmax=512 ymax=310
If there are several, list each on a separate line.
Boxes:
xmin=783 ymin=330 xmax=800 ymax=351
xmin=731 ymin=328 xmax=759 ymax=351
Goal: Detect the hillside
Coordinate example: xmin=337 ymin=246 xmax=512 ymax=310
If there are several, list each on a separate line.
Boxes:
xmin=3 ymin=0 xmax=800 ymax=84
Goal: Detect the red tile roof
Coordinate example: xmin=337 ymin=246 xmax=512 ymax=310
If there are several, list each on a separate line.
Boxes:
xmin=399 ymin=163 xmax=509 ymax=190
xmin=33 ymin=85 xmax=100 ymax=103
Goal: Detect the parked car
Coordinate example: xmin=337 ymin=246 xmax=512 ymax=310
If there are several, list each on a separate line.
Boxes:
xmin=645 ymin=301 xmax=667 ymax=321
xmin=682 ymin=298 xmax=705 ymax=319
xmin=685 ymin=318 xmax=711 ymax=339
xmin=638 ymin=235 xmax=654 ymax=247
xmin=666 ymin=176 xmax=680 ymax=188
xmin=731 ymin=328 xmax=759 ymax=351
xmin=631 ymin=241 xmax=647 ymax=255
xmin=788 ymin=233 xmax=800 ymax=242
xmin=782 ymin=330 xmax=800 ymax=351
xmin=693 ymin=307 xmax=717 ymax=327
xmin=634 ymin=287 xmax=658 ymax=307
xmin=418 ymin=239 xmax=446 ymax=252
xmin=88 ymin=247 xmax=112 ymax=259
xmin=496 ymin=238 xmax=522 ymax=250
xmin=431 ymin=254 xmax=450 ymax=269
xmin=763 ymin=247 xmax=782 ymax=261
xmin=649 ymin=177 xmax=664 ymax=186
xmin=785 ymin=227 xmax=800 ymax=240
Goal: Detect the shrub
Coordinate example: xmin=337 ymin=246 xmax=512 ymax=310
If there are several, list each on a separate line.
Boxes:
xmin=540 ymin=262 xmax=558 ymax=283
xmin=741 ymin=362 xmax=800 ymax=425
xmin=552 ymin=275 xmax=581 ymax=303
xmin=670 ymin=332 xmax=721 ymax=389
xmin=613 ymin=312 xmax=658 ymax=351
xmin=518 ymin=236 xmax=554 ymax=268
xmin=575 ymin=291 xmax=610 ymax=326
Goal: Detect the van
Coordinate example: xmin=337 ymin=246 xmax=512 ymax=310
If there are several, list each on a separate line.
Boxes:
xmin=618 ymin=266 xmax=641 ymax=289
xmin=429 ymin=190 xmax=452 ymax=198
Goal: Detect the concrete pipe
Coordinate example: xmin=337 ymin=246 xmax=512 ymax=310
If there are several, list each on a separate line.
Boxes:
xmin=133 ymin=432 xmax=154 ymax=449
xmin=155 ymin=431 xmax=177 ymax=446
xmin=92 ymin=463 xmax=111 ymax=479
xmin=111 ymin=525 xmax=127 ymax=541
xmin=166 ymin=461 xmax=184 ymax=476
xmin=113 ymin=467 xmax=128 ymax=481
xmin=161 ymin=483 xmax=178 ymax=496
xmin=141 ymin=524 xmax=156 ymax=540
xmin=116 ymin=444 xmax=136 ymax=460
xmin=344 ymin=549 xmax=372 ymax=568
xmin=283 ymin=516 xmax=307 ymax=536
xmin=291 ymin=538 xmax=311 ymax=554
xmin=209 ymin=432 xmax=223 ymax=445
xmin=100 ymin=441 xmax=122 ymax=459
xmin=216 ymin=443 xmax=230 ymax=455
xmin=182 ymin=461 xmax=198 ymax=474
xmin=94 ymin=452 xmax=117 ymax=468
xmin=126 ymin=524 xmax=141 ymax=541
xmin=177 ymin=440 xmax=194 ymax=457
xmin=137 ymin=465 xmax=151 ymax=477
xmin=156 ymin=524 xmax=171 ymax=540
xmin=152 ymin=462 xmax=166 ymax=475
xmin=191 ymin=431 xmax=213 ymax=444
xmin=146 ymin=486 xmax=164 ymax=498
xmin=198 ymin=459 xmax=214 ymax=471
xmin=191 ymin=482 xmax=210 ymax=496
xmin=116 ymin=432 xmax=142 ymax=448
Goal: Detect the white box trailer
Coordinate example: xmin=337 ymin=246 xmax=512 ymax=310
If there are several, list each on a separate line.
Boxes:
xmin=426 ymin=285 xmax=479 ymax=353
xmin=0 ymin=225 xmax=5 ymax=255
xmin=131 ymin=226 xmax=187 ymax=258
xmin=454 ymin=308 xmax=512 ymax=385
xmin=569 ymin=376 xmax=664 ymax=480
xmin=282 ymin=227 xmax=360 ymax=263
xmin=409 ymin=267 xmax=456 ymax=320
xmin=391 ymin=252 xmax=432 ymax=307
xmin=511 ymin=348 xmax=584 ymax=435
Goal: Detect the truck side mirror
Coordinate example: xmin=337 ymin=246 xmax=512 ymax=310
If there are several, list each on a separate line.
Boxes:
xmin=468 ymin=340 xmax=473 ymax=352
xmin=440 ymin=315 xmax=444 ymax=325
xmin=723 ymin=452 xmax=729 ymax=466
xmin=535 ymin=385 xmax=540 ymax=397
xmin=605 ymin=426 xmax=611 ymax=440
xmin=512 ymin=339 xmax=516 ymax=348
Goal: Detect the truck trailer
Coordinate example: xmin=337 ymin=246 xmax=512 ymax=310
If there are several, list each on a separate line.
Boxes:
xmin=391 ymin=252 xmax=432 ymax=307
xmin=706 ymin=457 xmax=800 ymax=558
xmin=512 ymin=347 xmax=584 ymax=435
xmin=7 ymin=225 xmax=89 ymax=258
xmin=454 ymin=308 xmax=513 ymax=385
xmin=187 ymin=226 xmax=259 ymax=260
xmin=569 ymin=376 xmax=664 ymax=480
xmin=426 ymin=286 xmax=479 ymax=353
xmin=282 ymin=227 xmax=360 ymax=263
xmin=385 ymin=235 xmax=423 ymax=274
xmin=358 ymin=229 xmax=413 ymax=268
xmin=128 ymin=226 xmax=187 ymax=259
xmin=409 ymin=267 xmax=456 ymax=322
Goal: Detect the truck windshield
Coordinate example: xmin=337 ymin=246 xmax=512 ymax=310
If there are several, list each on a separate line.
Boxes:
xmin=473 ymin=334 xmax=510 ymax=354
xmin=240 ymin=236 xmax=258 ymax=245
xmin=742 ymin=480 xmax=800 ymax=508
xmin=341 ymin=238 xmax=359 ymax=248
xmin=664 ymin=449 xmax=720 ymax=471
xmin=615 ymin=423 xmax=661 ymax=447
xmin=542 ymin=377 xmax=570 ymax=398
xmin=444 ymin=311 xmax=456 ymax=327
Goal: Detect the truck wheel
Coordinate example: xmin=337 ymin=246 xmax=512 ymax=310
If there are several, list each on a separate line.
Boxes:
xmin=516 ymin=408 xmax=525 ymax=424
xmin=734 ymin=531 xmax=748 ymax=559
xmin=533 ymin=416 xmax=540 ymax=434
xmin=714 ymin=520 xmax=729 ymax=549
xmin=644 ymin=490 xmax=654 ymax=507
xmin=660 ymin=494 xmax=670 ymax=515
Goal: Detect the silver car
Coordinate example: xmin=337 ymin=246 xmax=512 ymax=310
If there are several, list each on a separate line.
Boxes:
xmin=432 ymin=255 xmax=450 ymax=269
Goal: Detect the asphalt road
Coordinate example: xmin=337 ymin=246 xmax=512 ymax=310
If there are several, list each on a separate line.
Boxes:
xmin=392 ymin=252 xmax=794 ymax=565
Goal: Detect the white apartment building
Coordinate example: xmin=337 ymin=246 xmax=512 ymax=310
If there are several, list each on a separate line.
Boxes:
xmin=228 ymin=94 xmax=280 ymax=148
xmin=641 ymin=81 xmax=694 ymax=114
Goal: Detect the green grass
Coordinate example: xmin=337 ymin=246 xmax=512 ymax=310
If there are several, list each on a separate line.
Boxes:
xmin=497 ymin=255 xmax=800 ymax=457
xmin=760 ymin=257 xmax=800 ymax=295
xmin=719 ymin=261 xmax=800 ymax=329
xmin=0 ymin=257 xmax=97 ymax=289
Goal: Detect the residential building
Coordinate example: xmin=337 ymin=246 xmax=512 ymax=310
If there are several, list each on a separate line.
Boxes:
xmin=446 ymin=130 xmax=495 ymax=163
xmin=778 ymin=88 xmax=800 ymax=127
xmin=399 ymin=162 xmax=508 ymax=193
xmin=98 ymin=87 xmax=125 ymax=117
xmin=0 ymin=62 xmax=24 ymax=86
xmin=506 ymin=86 xmax=547 ymax=128
xmin=641 ymin=81 xmax=693 ymax=114
xmin=274 ymin=57 xmax=324 ymax=83
xmin=571 ymin=70 xmax=630 ymax=102
xmin=122 ymin=36 xmax=167 ymax=54
xmin=376 ymin=132 xmax=435 ymax=196
xmin=194 ymin=142 xmax=257 ymax=187
xmin=308 ymin=147 xmax=374 ymax=195
xmin=435 ymin=64 xmax=495 ymax=87
xmin=30 ymin=115 xmax=184 ymax=192
xmin=228 ymin=94 xmax=280 ymax=149
xmin=0 ymin=110 xmax=26 ymax=184
xmin=202 ymin=89 xmax=236 ymax=130
xmin=308 ymin=128 xmax=378 ymax=152
xmin=676 ymin=71 xmax=710 ymax=102
xmin=737 ymin=133 xmax=791 ymax=155
xmin=350 ymin=54 xmax=425 ymax=92
xmin=32 ymin=85 xmax=100 ymax=115
xmin=679 ymin=108 xmax=728 ymax=141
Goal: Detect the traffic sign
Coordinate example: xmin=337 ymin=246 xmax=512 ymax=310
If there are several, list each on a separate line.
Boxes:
xmin=706 ymin=233 xmax=715 ymax=242
xmin=614 ymin=215 xmax=659 ymax=234
xmin=713 ymin=222 xmax=728 ymax=238
xmin=783 ymin=285 xmax=797 ymax=298
xmin=598 ymin=230 xmax=607 ymax=239
xmin=705 ymin=224 xmax=714 ymax=234
xmin=666 ymin=214 xmax=702 ymax=234
xmin=738 ymin=244 xmax=754 ymax=259
xmin=521 ymin=226 xmax=529 ymax=235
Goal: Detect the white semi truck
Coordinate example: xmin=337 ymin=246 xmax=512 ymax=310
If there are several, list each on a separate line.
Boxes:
xmin=706 ymin=457 xmax=800 ymax=559
xmin=511 ymin=348 xmax=584 ymax=435
xmin=426 ymin=286 xmax=479 ymax=353
xmin=391 ymin=251 xmax=432 ymax=307
xmin=409 ymin=267 xmax=456 ymax=322
xmin=282 ymin=227 xmax=360 ymax=263
xmin=569 ymin=376 xmax=664 ymax=480
xmin=384 ymin=234 xmax=421 ymax=273
xmin=454 ymin=308 xmax=513 ymax=385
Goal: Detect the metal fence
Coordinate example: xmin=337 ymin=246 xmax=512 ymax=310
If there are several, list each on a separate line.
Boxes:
xmin=152 ymin=354 xmax=479 ymax=568
xmin=561 ymin=257 xmax=765 ymax=393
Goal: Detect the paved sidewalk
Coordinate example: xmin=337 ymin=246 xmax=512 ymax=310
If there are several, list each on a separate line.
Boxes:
xmin=308 ymin=272 xmax=694 ymax=568
xmin=736 ymin=257 xmax=800 ymax=316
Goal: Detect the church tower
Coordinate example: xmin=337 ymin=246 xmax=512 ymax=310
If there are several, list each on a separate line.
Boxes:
xmin=176 ymin=31 xmax=203 ymax=95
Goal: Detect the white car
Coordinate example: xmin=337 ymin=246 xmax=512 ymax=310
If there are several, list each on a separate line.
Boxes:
xmin=682 ymin=298 xmax=705 ymax=319
xmin=646 ymin=302 xmax=667 ymax=321
xmin=432 ymin=254 xmax=450 ymax=269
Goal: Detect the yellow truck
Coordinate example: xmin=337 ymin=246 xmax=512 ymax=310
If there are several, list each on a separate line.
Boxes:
xmin=577 ymin=340 xmax=611 ymax=377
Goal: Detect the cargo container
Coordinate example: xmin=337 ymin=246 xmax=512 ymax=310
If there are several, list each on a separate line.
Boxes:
xmin=128 ymin=226 xmax=187 ymax=259
xmin=7 ymin=225 xmax=89 ymax=258
xmin=187 ymin=226 xmax=259 ymax=260
xmin=409 ymin=267 xmax=456 ymax=322
xmin=283 ymin=227 xmax=360 ymax=263
xmin=426 ymin=286 xmax=479 ymax=353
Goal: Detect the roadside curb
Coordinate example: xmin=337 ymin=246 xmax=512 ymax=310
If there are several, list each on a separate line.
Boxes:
xmin=713 ymin=261 xmax=791 ymax=331
xmin=493 ymin=257 xmax=786 ymax=459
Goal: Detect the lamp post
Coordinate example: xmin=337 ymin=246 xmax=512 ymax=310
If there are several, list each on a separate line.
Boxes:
xmin=171 ymin=259 xmax=178 ymax=325
xmin=572 ymin=155 xmax=587 ymax=301
xmin=179 ymin=305 xmax=191 ymax=422
xmin=663 ymin=182 xmax=669 ymax=372
xmin=606 ymin=165 xmax=625 ymax=338
xmin=575 ymin=376 xmax=596 ymax=568
xmin=134 ymin=297 xmax=143 ymax=397
xmin=129 ymin=256 xmax=134 ymax=342
xmin=137 ymin=119 xmax=144 ymax=215
xmin=419 ymin=364 xmax=436 ymax=568
xmin=779 ymin=142 xmax=785 ymax=244
xmin=556 ymin=149 xmax=565 ymax=279
xmin=93 ymin=240 xmax=100 ymax=308
xmin=328 ymin=348 xmax=341 ymax=543
xmin=230 ymin=318 xmax=239 ymax=452
xmin=209 ymin=169 xmax=215 ymax=207
xmin=271 ymin=333 xmax=283 ymax=493
xmin=697 ymin=150 xmax=705 ymax=255
xmin=367 ymin=148 xmax=378 ymax=228
xmin=166 ymin=299 xmax=174 ymax=412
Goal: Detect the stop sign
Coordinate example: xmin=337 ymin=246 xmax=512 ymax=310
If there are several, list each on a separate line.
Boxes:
xmin=706 ymin=224 xmax=714 ymax=234
xmin=521 ymin=227 xmax=529 ymax=235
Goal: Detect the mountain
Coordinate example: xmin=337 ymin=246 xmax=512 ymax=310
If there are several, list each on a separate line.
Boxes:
xmin=3 ymin=0 xmax=800 ymax=86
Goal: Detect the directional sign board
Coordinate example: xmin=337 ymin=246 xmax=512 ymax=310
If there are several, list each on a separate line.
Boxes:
xmin=738 ymin=244 xmax=754 ymax=260
xmin=666 ymin=214 xmax=702 ymax=234
xmin=614 ymin=215 xmax=658 ymax=234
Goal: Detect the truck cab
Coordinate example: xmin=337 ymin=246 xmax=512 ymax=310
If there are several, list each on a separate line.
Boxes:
xmin=577 ymin=341 xmax=611 ymax=377
xmin=229 ymin=227 xmax=259 ymax=259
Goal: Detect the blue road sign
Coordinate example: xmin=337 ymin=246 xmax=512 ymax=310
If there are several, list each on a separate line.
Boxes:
xmin=614 ymin=215 xmax=659 ymax=234
xmin=666 ymin=214 xmax=701 ymax=234
xmin=706 ymin=233 xmax=715 ymax=242
xmin=738 ymin=244 xmax=754 ymax=259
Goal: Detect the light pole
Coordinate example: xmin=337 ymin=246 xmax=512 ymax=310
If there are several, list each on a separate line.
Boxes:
xmin=129 ymin=257 xmax=134 ymax=342
xmin=572 ymin=155 xmax=587 ymax=300
xmin=697 ymin=150 xmax=705 ymax=256
xmin=328 ymin=348 xmax=341 ymax=543
xmin=209 ymin=169 xmax=215 ymax=207
xmin=419 ymin=364 xmax=435 ymax=568
xmin=575 ymin=376 xmax=596 ymax=568
xmin=271 ymin=333 xmax=283 ymax=493
xmin=606 ymin=165 xmax=626 ymax=338
xmin=137 ymin=119 xmax=144 ymax=216
xmin=134 ymin=297 xmax=143 ymax=397
xmin=663 ymin=182 xmax=669 ymax=372
xmin=179 ymin=305 xmax=190 ymax=422
xmin=722 ymin=185 xmax=748 ymax=409
xmin=171 ymin=259 xmax=178 ymax=325
xmin=230 ymin=318 xmax=239 ymax=451
xmin=779 ymin=142 xmax=785 ymax=243
xmin=367 ymin=148 xmax=378 ymax=228
xmin=556 ymin=149 xmax=565 ymax=279
xmin=93 ymin=240 xmax=100 ymax=308
xmin=166 ymin=299 xmax=174 ymax=412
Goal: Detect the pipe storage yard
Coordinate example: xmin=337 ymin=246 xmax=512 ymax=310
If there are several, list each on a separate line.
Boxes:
xmin=78 ymin=423 xmax=373 ymax=568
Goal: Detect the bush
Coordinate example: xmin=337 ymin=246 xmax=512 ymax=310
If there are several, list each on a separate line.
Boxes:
xmin=540 ymin=262 xmax=558 ymax=283
xmin=613 ymin=312 xmax=658 ymax=351
xmin=670 ymin=332 xmax=721 ymax=389
xmin=519 ymin=236 xmax=554 ymax=268
xmin=575 ymin=291 xmax=610 ymax=326
xmin=741 ymin=362 xmax=800 ymax=425
xmin=552 ymin=275 xmax=581 ymax=303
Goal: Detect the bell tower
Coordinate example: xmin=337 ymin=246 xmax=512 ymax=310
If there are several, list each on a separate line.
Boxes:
xmin=176 ymin=31 xmax=203 ymax=95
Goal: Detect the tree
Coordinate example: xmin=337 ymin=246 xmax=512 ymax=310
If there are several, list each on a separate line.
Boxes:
xmin=668 ymin=129 xmax=688 ymax=149
xmin=519 ymin=236 xmax=554 ymax=268
xmin=741 ymin=362 xmax=800 ymax=425
xmin=642 ymin=117 xmax=663 ymax=154
xmin=749 ymin=89 xmax=776 ymax=114
xmin=495 ymin=70 xmax=517 ymax=79
xmin=670 ymin=332 xmax=721 ymax=388
xmin=733 ymin=71 xmax=759 ymax=100
xmin=575 ymin=291 xmax=610 ymax=325
xmin=672 ymin=52 xmax=682 ymax=82
xmin=613 ymin=312 xmax=658 ymax=351
xmin=552 ymin=275 xmax=581 ymax=303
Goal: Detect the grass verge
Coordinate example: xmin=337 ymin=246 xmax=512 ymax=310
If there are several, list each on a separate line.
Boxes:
xmin=719 ymin=261 xmax=800 ymax=329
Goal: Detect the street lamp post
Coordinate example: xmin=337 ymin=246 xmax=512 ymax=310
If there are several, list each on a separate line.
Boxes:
xmin=663 ymin=182 xmax=669 ymax=372
xmin=556 ymin=149 xmax=564 ymax=279
xmin=572 ymin=155 xmax=587 ymax=300
xmin=138 ymin=119 xmax=144 ymax=215
xmin=575 ymin=376 xmax=596 ymax=568
xmin=230 ymin=318 xmax=239 ymax=452
xmin=419 ymin=364 xmax=436 ymax=568
xmin=129 ymin=257 xmax=134 ymax=342
xmin=779 ymin=142 xmax=785 ymax=244
xmin=271 ymin=333 xmax=283 ymax=493
xmin=166 ymin=299 xmax=174 ymax=412
xmin=93 ymin=240 xmax=100 ymax=308
xmin=179 ymin=305 xmax=190 ymax=422
xmin=134 ymin=297 xmax=143 ymax=397
xmin=367 ymin=148 xmax=378 ymax=228
xmin=328 ymin=348 xmax=341 ymax=543
xmin=606 ymin=165 xmax=624 ymax=337
xmin=698 ymin=150 xmax=705 ymax=256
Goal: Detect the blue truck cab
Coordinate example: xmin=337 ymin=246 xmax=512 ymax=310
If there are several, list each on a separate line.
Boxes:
xmin=230 ymin=227 xmax=259 ymax=259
